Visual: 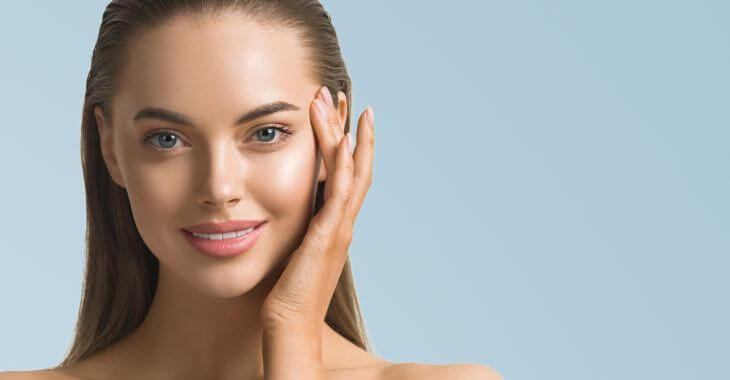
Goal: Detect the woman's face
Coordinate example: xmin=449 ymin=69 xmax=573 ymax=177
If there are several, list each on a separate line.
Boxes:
xmin=94 ymin=16 xmax=345 ymax=298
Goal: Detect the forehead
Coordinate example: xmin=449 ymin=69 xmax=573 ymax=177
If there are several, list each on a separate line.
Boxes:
xmin=114 ymin=16 xmax=315 ymax=123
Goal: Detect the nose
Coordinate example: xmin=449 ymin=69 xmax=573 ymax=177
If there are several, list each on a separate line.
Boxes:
xmin=196 ymin=142 xmax=244 ymax=210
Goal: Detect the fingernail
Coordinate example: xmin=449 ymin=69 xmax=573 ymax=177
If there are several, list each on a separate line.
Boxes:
xmin=367 ymin=107 xmax=375 ymax=127
xmin=346 ymin=132 xmax=353 ymax=154
xmin=315 ymin=98 xmax=326 ymax=119
xmin=320 ymin=86 xmax=332 ymax=106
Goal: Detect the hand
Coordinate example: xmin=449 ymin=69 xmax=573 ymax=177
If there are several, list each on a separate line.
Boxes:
xmin=260 ymin=85 xmax=375 ymax=379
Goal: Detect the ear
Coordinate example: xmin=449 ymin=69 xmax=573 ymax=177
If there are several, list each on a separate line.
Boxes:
xmin=317 ymin=90 xmax=349 ymax=183
xmin=94 ymin=105 xmax=126 ymax=188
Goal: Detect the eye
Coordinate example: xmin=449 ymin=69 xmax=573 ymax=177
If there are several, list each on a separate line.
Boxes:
xmin=250 ymin=125 xmax=293 ymax=148
xmin=141 ymin=125 xmax=294 ymax=154
xmin=143 ymin=130 xmax=184 ymax=151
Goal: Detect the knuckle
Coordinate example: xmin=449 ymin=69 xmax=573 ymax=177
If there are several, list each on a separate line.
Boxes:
xmin=343 ymin=154 xmax=355 ymax=171
xmin=367 ymin=131 xmax=375 ymax=145
xmin=334 ymin=196 xmax=351 ymax=217
xmin=355 ymin=176 xmax=370 ymax=191
xmin=336 ymin=224 xmax=353 ymax=245
xmin=343 ymin=230 xmax=353 ymax=243
xmin=339 ymin=188 xmax=352 ymax=207
xmin=328 ymin=110 xmax=339 ymax=126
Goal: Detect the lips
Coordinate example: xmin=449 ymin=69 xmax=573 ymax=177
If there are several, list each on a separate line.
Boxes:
xmin=182 ymin=222 xmax=266 ymax=258
xmin=183 ymin=220 xmax=266 ymax=234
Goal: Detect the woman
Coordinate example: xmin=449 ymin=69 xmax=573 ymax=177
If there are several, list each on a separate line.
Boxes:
xmin=2 ymin=1 xmax=501 ymax=379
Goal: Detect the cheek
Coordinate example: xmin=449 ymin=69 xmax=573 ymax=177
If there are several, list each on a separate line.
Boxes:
xmin=127 ymin=164 xmax=188 ymax=218
xmin=116 ymin=138 xmax=193 ymax=255
xmin=125 ymin=161 xmax=191 ymax=257
xmin=247 ymin=144 xmax=318 ymax=224
xmin=246 ymin=147 xmax=319 ymax=271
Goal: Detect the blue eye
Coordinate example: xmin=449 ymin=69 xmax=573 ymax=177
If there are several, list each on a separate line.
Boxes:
xmin=142 ymin=125 xmax=293 ymax=154
xmin=256 ymin=126 xmax=278 ymax=142
xmin=148 ymin=132 xmax=181 ymax=150
xmin=144 ymin=131 xmax=180 ymax=150
xmin=251 ymin=125 xmax=294 ymax=148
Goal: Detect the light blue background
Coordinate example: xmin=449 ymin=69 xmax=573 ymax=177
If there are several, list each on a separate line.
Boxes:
xmin=1 ymin=1 xmax=728 ymax=379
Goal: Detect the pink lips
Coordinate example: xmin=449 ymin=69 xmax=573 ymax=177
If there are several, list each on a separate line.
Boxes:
xmin=181 ymin=220 xmax=266 ymax=258
xmin=183 ymin=220 xmax=265 ymax=234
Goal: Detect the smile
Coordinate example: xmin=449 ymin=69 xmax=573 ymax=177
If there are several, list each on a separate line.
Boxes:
xmin=191 ymin=226 xmax=255 ymax=240
xmin=181 ymin=222 xmax=266 ymax=258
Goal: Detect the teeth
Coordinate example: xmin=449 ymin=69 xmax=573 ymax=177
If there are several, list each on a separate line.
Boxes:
xmin=235 ymin=228 xmax=254 ymax=238
xmin=192 ymin=226 xmax=255 ymax=240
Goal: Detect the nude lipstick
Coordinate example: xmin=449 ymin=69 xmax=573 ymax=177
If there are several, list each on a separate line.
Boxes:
xmin=181 ymin=220 xmax=266 ymax=258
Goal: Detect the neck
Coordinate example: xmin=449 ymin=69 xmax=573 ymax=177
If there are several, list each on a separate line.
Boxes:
xmin=119 ymin=262 xmax=285 ymax=379
xmin=71 ymin=260 xmax=372 ymax=379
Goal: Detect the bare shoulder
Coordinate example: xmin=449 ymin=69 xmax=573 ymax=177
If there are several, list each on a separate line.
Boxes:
xmin=377 ymin=362 xmax=504 ymax=380
xmin=0 ymin=369 xmax=76 ymax=380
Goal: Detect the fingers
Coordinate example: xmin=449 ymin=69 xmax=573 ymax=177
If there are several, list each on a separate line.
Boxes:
xmin=349 ymin=107 xmax=375 ymax=222
xmin=262 ymin=95 xmax=373 ymax=332
xmin=320 ymin=86 xmax=345 ymax=143
xmin=330 ymin=133 xmax=355 ymax=220
xmin=310 ymin=85 xmax=344 ymax=200
xmin=308 ymin=133 xmax=354 ymax=249
xmin=308 ymin=84 xmax=375 ymax=246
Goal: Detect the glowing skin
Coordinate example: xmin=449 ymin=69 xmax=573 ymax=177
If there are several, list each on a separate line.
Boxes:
xmin=68 ymin=15 xmax=386 ymax=379
xmin=106 ymin=21 xmax=321 ymax=300
xmin=0 ymin=11 xmax=504 ymax=380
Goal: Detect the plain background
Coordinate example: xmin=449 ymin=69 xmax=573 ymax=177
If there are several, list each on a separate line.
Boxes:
xmin=1 ymin=1 xmax=728 ymax=379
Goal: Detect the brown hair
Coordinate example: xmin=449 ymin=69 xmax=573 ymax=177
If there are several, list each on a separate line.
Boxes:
xmin=57 ymin=0 xmax=366 ymax=368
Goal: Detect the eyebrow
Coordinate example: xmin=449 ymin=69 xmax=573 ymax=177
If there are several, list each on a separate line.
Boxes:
xmin=133 ymin=101 xmax=301 ymax=127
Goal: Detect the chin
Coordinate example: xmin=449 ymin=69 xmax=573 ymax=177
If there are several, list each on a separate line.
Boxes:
xmin=179 ymin=257 xmax=274 ymax=299
xmin=148 ymin=220 xmax=297 ymax=300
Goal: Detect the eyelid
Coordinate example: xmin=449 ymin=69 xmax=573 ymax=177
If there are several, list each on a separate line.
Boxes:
xmin=248 ymin=124 xmax=294 ymax=147
xmin=141 ymin=124 xmax=294 ymax=153
xmin=247 ymin=124 xmax=291 ymax=138
xmin=141 ymin=124 xmax=287 ymax=140
xmin=142 ymin=128 xmax=187 ymax=146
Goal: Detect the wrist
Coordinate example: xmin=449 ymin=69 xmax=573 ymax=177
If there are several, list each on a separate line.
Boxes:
xmin=262 ymin=324 xmax=325 ymax=379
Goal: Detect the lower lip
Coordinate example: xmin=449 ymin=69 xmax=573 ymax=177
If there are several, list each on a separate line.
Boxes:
xmin=181 ymin=222 xmax=266 ymax=258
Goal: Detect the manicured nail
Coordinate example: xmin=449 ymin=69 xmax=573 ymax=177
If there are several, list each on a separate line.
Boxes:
xmin=315 ymin=99 xmax=326 ymax=119
xmin=346 ymin=132 xmax=353 ymax=154
xmin=320 ymin=86 xmax=332 ymax=106
xmin=366 ymin=107 xmax=375 ymax=127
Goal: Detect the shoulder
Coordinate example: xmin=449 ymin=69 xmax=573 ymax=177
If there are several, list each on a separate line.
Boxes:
xmin=0 ymin=370 xmax=69 ymax=380
xmin=377 ymin=362 xmax=504 ymax=380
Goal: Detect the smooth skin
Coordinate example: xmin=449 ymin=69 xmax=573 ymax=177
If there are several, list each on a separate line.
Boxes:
xmin=1 ymin=14 xmax=501 ymax=380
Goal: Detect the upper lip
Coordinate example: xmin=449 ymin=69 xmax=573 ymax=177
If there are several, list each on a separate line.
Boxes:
xmin=183 ymin=220 xmax=266 ymax=234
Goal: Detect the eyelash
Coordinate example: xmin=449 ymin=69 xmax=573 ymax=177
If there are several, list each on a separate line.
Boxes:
xmin=141 ymin=125 xmax=294 ymax=153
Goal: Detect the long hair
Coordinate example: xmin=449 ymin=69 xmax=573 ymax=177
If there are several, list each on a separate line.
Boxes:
xmin=57 ymin=0 xmax=365 ymax=368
